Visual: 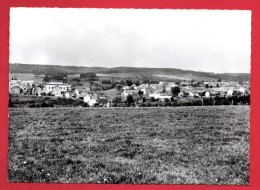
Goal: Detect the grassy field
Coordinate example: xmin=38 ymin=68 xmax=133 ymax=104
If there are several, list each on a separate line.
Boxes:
xmin=8 ymin=106 xmax=250 ymax=184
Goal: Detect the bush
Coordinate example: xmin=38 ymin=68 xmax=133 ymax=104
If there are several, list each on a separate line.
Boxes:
xmin=80 ymin=73 xmax=97 ymax=79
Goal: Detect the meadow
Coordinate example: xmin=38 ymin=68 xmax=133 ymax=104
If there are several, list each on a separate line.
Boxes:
xmin=8 ymin=106 xmax=249 ymax=184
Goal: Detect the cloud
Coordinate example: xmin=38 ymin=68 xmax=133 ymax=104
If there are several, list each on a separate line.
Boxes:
xmin=9 ymin=8 xmax=251 ymax=73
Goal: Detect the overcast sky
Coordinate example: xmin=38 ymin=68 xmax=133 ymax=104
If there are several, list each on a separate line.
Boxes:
xmin=9 ymin=8 xmax=251 ymax=73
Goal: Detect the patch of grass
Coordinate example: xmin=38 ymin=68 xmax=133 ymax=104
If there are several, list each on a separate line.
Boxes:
xmin=8 ymin=106 xmax=249 ymax=184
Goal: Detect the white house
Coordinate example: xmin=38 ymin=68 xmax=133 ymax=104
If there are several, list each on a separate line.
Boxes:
xmin=44 ymin=82 xmax=71 ymax=93
xmin=227 ymin=89 xmax=234 ymax=96
xmin=149 ymin=93 xmax=171 ymax=101
xmin=204 ymin=91 xmax=210 ymax=98
xmin=83 ymin=94 xmax=99 ymax=106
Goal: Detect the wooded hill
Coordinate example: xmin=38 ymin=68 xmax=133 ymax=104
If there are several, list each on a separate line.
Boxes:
xmin=10 ymin=63 xmax=250 ymax=83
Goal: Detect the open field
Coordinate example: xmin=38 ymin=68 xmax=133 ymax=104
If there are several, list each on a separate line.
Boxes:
xmin=10 ymin=73 xmax=45 ymax=82
xmin=8 ymin=106 xmax=249 ymax=184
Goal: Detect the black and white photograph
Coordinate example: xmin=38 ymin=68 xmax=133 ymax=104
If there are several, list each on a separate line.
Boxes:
xmin=8 ymin=8 xmax=251 ymax=184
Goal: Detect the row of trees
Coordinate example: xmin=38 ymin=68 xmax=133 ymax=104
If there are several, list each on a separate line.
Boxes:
xmin=112 ymin=94 xmax=250 ymax=107
xmin=9 ymin=96 xmax=89 ymax=108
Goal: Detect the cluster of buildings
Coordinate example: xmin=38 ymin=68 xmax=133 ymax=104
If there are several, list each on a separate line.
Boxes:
xmin=9 ymin=77 xmax=101 ymax=106
xmin=120 ymin=80 xmax=250 ymax=102
xmin=9 ymin=74 xmax=250 ymax=107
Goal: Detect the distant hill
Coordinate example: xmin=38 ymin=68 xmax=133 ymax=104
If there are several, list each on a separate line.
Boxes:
xmin=9 ymin=63 xmax=250 ymax=83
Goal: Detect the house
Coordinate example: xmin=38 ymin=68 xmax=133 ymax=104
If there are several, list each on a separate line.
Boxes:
xmin=74 ymin=89 xmax=80 ymax=96
xmin=36 ymin=87 xmax=42 ymax=96
xmin=150 ymin=84 xmax=164 ymax=92
xmin=122 ymin=86 xmax=131 ymax=90
xmin=200 ymin=91 xmax=210 ymax=98
xmin=121 ymin=89 xmax=139 ymax=100
xmin=21 ymin=80 xmax=35 ymax=87
xmin=75 ymin=89 xmax=91 ymax=99
xmin=158 ymin=95 xmax=172 ymax=101
xmin=131 ymin=84 xmax=138 ymax=90
xmin=44 ymin=82 xmax=71 ymax=93
xmin=212 ymin=88 xmax=227 ymax=97
xmin=227 ymin=89 xmax=234 ymax=96
xmin=194 ymin=87 xmax=210 ymax=97
xmin=149 ymin=93 xmax=161 ymax=99
xmin=165 ymin=82 xmax=178 ymax=92
xmin=10 ymin=86 xmax=20 ymax=94
xmin=188 ymin=89 xmax=200 ymax=97
xmin=83 ymin=94 xmax=99 ymax=106
xmin=149 ymin=93 xmax=172 ymax=101
xmin=51 ymin=86 xmax=62 ymax=97
xmin=9 ymin=80 xmax=21 ymax=87
xmin=233 ymin=87 xmax=246 ymax=95
xmin=65 ymin=91 xmax=76 ymax=98
xmin=139 ymin=84 xmax=149 ymax=89
xmin=140 ymin=87 xmax=152 ymax=98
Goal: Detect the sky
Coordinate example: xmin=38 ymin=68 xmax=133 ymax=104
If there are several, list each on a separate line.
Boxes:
xmin=9 ymin=8 xmax=251 ymax=73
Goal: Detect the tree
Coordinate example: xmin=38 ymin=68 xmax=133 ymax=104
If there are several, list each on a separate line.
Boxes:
xmin=126 ymin=94 xmax=134 ymax=104
xmin=138 ymin=90 xmax=143 ymax=97
xmin=80 ymin=73 xmax=97 ymax=79
xmin=115 ymin=84 xmax=123 ymax=91
xmin=171 ymin=86 xmax=180 ymax=96
xmin=150 ymin=97 xmax=155 ymax=102
xmin=101 ymin=80 xmax=111 ymax=84
xmin=125 ymin=80 xmax=133 ymax=86
xmin=112 ymin=96 xmax=121 ymax=104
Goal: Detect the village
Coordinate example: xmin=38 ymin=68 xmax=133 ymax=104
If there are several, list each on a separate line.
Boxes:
xmin=9 ymin=73 xmax=250 ymax=107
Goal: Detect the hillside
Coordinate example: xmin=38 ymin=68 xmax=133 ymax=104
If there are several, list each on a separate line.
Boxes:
xmin=9 ymin=63 xmax=250 ymax=83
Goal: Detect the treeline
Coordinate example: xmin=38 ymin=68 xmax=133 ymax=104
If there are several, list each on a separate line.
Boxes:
xmin=112 ymin=95 xmax=250 ymax=107
xmin=9 ymin=94 xmax=250 ymax=108
xmin=43 ymin=74 xmax=67 ymax=82
xmin=9 ymin=96 xmax=89 ymax=108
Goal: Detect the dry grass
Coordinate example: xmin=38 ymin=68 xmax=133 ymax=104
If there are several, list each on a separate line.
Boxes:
xmin=8 ymin=106 xmax=249 ymax=184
